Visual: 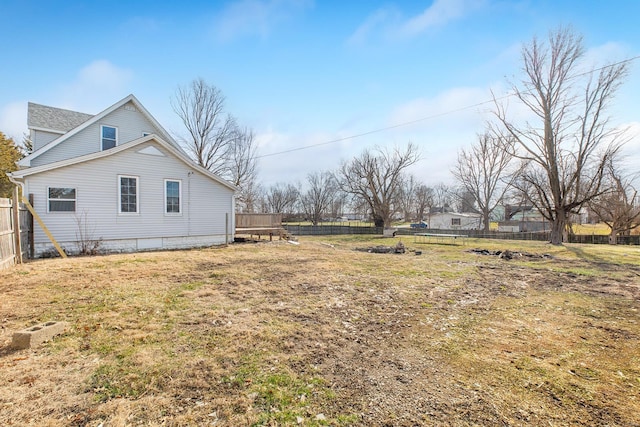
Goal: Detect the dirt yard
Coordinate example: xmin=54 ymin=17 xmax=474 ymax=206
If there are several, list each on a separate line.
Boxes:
xmin=1 ymin=236 xmax=639 ymax=426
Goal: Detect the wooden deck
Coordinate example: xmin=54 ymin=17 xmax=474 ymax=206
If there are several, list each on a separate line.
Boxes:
xmin=235 ymin=214 xmax=288 ymax=241
xmin=235 ymin=227 xmax=288 ymax=241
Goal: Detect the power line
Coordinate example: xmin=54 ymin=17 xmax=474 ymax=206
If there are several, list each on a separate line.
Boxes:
xmin=256 ymin=55 xmax=639 ymax=160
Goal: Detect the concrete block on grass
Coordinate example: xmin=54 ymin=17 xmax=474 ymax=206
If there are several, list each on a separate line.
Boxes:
xmin=11 ymin=321 xmax=68 ymax=349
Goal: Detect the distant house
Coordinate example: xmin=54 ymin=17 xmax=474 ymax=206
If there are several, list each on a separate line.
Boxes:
xmin=498 ymin=205 xmax=549 ymax=232
xmin=428 ymin=212 xmax=481 ymax=230
xmin=9 ymin=95 xmax=236 ymax=257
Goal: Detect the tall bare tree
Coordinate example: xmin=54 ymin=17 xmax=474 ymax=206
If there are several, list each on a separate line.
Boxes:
xmin=301 ymin=171 xmax=336 ymax=225
xmin=335 ymin=143 xmax=420 ymax=228
xmin=172 ymin=78 xmax=237 ymax=175
xmin=588 ymin=160 xmax=640 ymax=244
xmin=413 ymin=184 xmax=434 ymax=222
xmin=228 ymin=126 xmax=259 ymax=211
xmin=493 ymin=28 xmax=628 ymax=244
xmin=397 ymin=175 xmax=419 ymax=222
xmin=329 ymin=190 xmax=349 ymax=220
xmin=432 ymin=182 xmax=454 ymax=211
xmin=265 ymin=182 xmax=300 ymax=219
xmin=452 ymin=132 xmax=515 ymax=232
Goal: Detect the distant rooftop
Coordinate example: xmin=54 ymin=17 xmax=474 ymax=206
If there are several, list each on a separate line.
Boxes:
xmin=28 ymin=102 xmax=94 ymax=133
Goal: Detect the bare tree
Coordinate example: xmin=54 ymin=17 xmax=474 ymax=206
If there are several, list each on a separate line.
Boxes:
xmin=237 ymin=180 xmax=263 ymax=213
xmin=335 ymin=143 xmax=420 ymax=228
xmin=398 ymin=175 xmax=419 ymax=222
xmin=589 ymin=161 xmax=640 ymax=244
xmin=329 ymin=190 xmax=349 ymax=220
xmin=265 ymin=182 xmax=300 ymax=219
xmin=300 ymin=171 xmax=336 ymax=225
xmin=228 ymin=126 xmax=259 ymax=211
xmin=172 ymin=78 xmax=237 ymax=175
xmin=433 ymin=183 xmax=454 ymax=211
xmin=452 ymin=132 xmax=515 ymax=232
xmin=493 ymin=27 xmax=628 ymax=244
xmin=414 ymin=184 xmax=434 ymax=222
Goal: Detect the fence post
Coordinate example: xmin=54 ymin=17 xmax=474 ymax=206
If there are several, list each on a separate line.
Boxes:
xmin=12 ymin=186 xmax=22 ymax=264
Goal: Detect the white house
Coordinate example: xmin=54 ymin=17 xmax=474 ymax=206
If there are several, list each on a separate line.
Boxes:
xmin=9 ymin=95 xmax=237 ymax=257
xmin=427 ymin=212 xmax=481 ymax=230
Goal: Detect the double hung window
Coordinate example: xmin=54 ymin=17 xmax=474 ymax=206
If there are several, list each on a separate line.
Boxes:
xmin=119 ymin=175 xmax=138 ymax=214
xmin=101 ymin=125 xmax=117 ymax=150
xmin=165 ymin=180 xmax=181 ymax=214
xmin=48 ymin=187 xmax=76 ymax=212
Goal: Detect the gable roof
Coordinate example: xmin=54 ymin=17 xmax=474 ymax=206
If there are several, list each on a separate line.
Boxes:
xmin=28 ymin=103 xmax=94 ymax=133
xmin=19 ymin=94 xmax=186 ymax=167
xmin=10 ymin=134 xmax=237 ymax=192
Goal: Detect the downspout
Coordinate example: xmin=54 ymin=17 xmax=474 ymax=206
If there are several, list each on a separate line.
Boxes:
xmin=7 ymin=173 xmax=25 ymax=196
xmin=187 ymin=171 xmax=193 ymax=236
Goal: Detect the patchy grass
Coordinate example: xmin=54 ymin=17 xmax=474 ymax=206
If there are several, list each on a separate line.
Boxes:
xmin=1 ymin=236 xmax=639 ymax=426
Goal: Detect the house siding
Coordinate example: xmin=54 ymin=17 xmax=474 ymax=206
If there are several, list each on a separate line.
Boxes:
xmin=31 ymin=101 xmax=167 ymax=167
xmin=25 ymin=141 xmax=234 ymax=255
xmin=428 ymin=213 xmax=481 ymax=230
xmin=32 ymin=130 xmax=62 ymax=151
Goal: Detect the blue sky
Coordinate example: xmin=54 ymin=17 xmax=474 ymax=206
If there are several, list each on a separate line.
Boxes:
xmin=1 ymin=0 xmax=639 ymax=187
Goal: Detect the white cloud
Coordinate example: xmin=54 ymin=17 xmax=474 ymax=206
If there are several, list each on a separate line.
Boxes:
xmin=0 ymin=61 xmax=133 ymax=142
xmin=57 ymin=60 xmax=134 ymax=112
xmin=398 ymin=0 xmax=484 ymax=38
xmin=384 ymin=86 xmax=499 ymax=184
xmin=0 ymin=101 xmax=28 ymax=142
xmin=347 ymin=7 xmax=400 ymax=46
xmin=211 ymin=0 xmax=313 ymax=42
xmin=388 ymin=86 xmax=492 ymax=131
xmin=256 ymin=85 xmax=501 ymax=187
xmin=620 ymin=121 xmax=640 ymax=164
xmin=582 ymin=41 xmax=629 ymax=69
xmin=255 ymin=124 xmax=377 ymax=187
xmin=348 ymin=0 xmax=485 ymax=45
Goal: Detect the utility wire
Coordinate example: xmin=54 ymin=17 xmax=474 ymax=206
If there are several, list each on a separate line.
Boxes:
xmin=256 ymin=55 xmax=639 ymax=160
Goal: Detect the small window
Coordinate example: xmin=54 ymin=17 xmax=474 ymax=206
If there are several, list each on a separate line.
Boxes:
xmin=451 ymin=218 xmax=461 ymax=226
xmin=102 ymin=125 xmax=117 ymax=150
xmin=48 ymin=187 xmax=76 ymax=212
xmin=119 ymin=175 xmax=138 ymax=214
xmin=165 ymin=180 xmax=181 ymax=214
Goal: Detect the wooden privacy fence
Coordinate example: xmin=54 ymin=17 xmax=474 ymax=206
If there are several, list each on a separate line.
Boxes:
xmin=0 ymin=195 xmax=31 ymax=270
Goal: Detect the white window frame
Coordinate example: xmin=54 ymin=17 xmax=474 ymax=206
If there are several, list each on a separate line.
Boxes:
xmin=101 ymin=125 xmax=118 ymax=150
xmin=47 ymin=187 xmax=76 ymax=213
xmin=164 ymin=179 xmax=182 ymax=215
xmin=118 ymin=175 xmax=139 ymax=214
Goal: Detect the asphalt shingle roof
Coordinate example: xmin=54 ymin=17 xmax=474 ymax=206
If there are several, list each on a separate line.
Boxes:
xmin=28 ymin=102 xmax=94 ymax=133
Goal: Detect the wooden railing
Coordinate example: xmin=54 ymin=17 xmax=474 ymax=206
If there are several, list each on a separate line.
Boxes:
xmin=235 ymin=213 xmax=282 ymax=228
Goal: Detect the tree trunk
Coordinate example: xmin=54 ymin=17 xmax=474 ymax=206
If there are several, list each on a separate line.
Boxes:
xmin=608 ymin=229 xmax=618 ymax=245
xmin=550 ymin=210 xmax=566 ymax=245
xmin=483 ymin=210 xmax=490 ymax=233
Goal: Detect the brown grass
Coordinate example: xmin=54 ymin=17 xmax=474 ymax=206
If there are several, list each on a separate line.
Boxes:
xmin=1 ymin=236 xmax=639 ymax=426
